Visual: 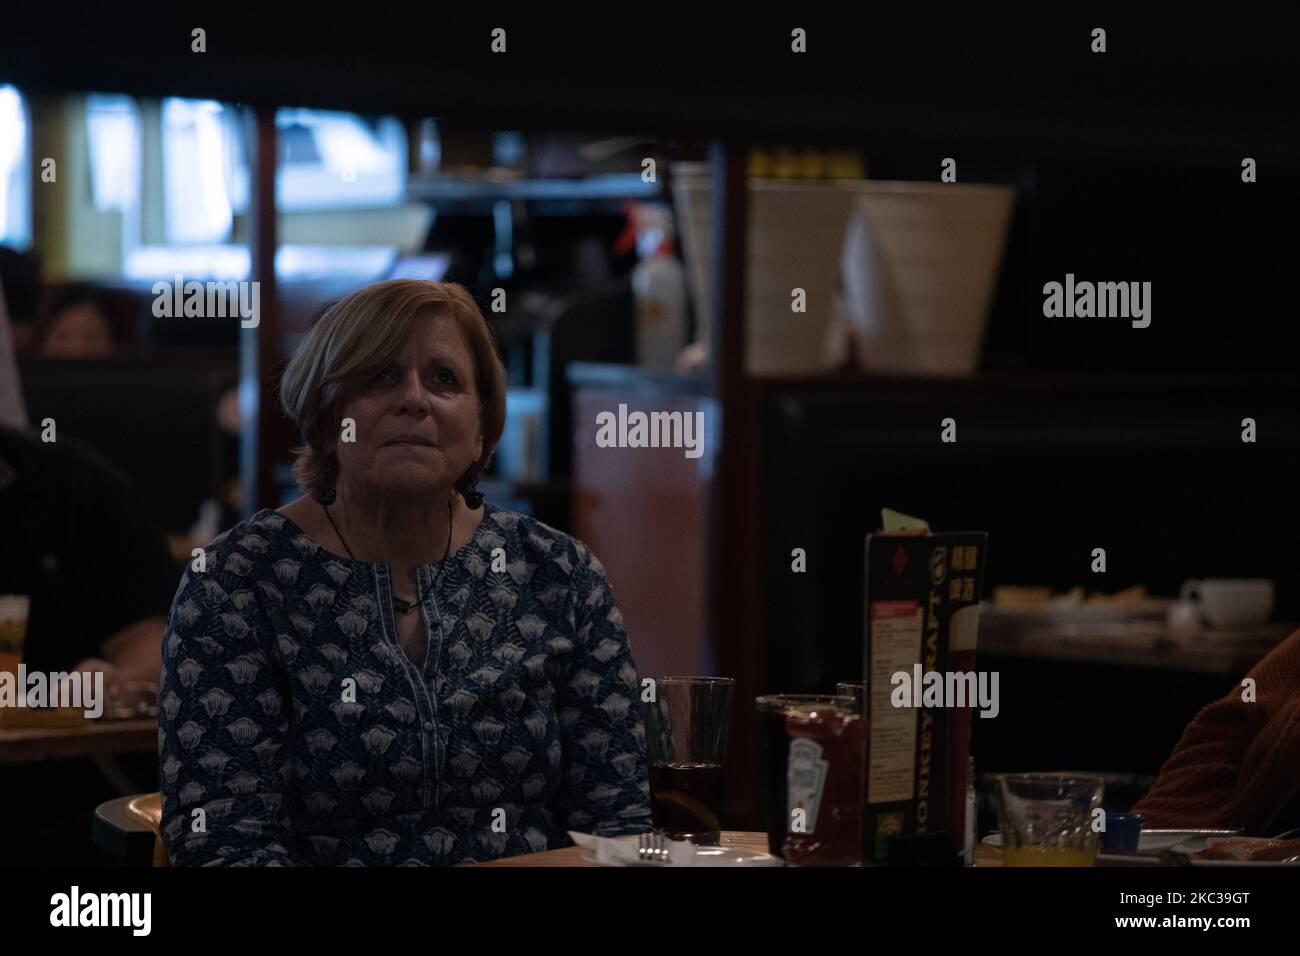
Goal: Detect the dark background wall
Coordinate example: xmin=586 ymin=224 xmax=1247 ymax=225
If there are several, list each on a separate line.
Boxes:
xmin=764 ymin=374 xmax=1300 ymax=691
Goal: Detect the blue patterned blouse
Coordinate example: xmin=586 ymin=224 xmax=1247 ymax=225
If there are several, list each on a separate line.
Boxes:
xmin=158 ymin=504 xmax=653 ymax=865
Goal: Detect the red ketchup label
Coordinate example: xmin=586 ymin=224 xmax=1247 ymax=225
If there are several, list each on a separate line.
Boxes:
xmin=783 ymin=708 xmax=867 ymax=866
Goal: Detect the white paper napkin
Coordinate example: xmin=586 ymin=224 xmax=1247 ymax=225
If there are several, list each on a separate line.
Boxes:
xmin=568 ymin=831 xmax=698 ymax=866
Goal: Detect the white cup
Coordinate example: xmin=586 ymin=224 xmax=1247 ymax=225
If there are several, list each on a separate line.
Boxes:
xmin=1178 ymin=579 xmax=1274 ymax=629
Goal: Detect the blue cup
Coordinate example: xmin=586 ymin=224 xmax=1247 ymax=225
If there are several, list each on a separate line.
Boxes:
xmin=1100 ymin=811 xmax=1143 ymax=853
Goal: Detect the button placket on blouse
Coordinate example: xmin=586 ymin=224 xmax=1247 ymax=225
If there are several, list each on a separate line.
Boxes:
xmin=372 ymin=561 xmax=437 ymax=808
xmin=416 ymin=561 xmax=448 ymax=795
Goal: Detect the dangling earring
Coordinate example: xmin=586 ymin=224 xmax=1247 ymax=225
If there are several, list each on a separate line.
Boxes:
xmin=315 ymin=454 xmax=339 ymax=506
xmin=460 ymin=472 xmax=484 ymax=509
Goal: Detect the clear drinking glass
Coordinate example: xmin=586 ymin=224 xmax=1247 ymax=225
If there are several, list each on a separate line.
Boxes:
xmin=640 ymin=677 xmax=735 ymax=844
xmin=835 ymin=681 xmax=868 ymax=715
xmin=994 ymin=773 xmax=1105 ymax=866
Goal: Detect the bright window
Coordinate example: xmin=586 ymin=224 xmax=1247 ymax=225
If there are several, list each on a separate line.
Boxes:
xmin=85 ymin=94 xmax=141 ymax=213
xmin=0 ymin=85 xmax=31 ymax=247
xmin=162 ymin=98 xmax=241 ymax=243
xmin=275 ymin=109 xmax=406 ymax=210
xmin=79 ymin=96 xmax=410 ymax=280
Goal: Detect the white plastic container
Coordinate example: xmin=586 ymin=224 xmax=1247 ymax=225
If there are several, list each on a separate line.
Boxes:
xmin=842 ymin=182 xmax=1015 ymax=376
xmin=632 ymin=228 xmax=690 ymax=374
xmin=671 ymin=166 xmax=1015 ymax=378
xmin=671 ymin=169 xmax=868 ymax=376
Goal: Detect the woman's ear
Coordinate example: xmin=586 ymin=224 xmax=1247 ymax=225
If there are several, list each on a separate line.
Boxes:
xmin=316 ymin=433 xmax=336 ymax=460
xmin=318 ymin=405 xmax=342 ymax=457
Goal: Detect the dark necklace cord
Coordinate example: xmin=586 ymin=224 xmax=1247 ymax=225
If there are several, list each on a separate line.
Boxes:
xmin=322 ymin=498 xmax=454 ymax=615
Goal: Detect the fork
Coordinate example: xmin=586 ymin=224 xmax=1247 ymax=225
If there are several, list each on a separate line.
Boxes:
xmin=637 ymin=830 xmax=671 ymax=865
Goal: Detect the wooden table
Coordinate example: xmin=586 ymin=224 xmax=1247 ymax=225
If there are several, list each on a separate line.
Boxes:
xmin=474 ymin=830 xmax=772 ymax=866
xmin=975 ymin=843 xmax=1003 ymax=867
xmin=476 ymin=833 xmax=1178 ymax=868
xmin=0 ymin=718 xmax=157 ymax=766
xmin=973 ymin=842 xmax=1211 ymax=867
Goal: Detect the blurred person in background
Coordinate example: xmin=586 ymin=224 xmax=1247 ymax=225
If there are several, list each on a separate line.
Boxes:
xmin=35 ymin=284 xmax=116 ymax=360
xmin=0 ymin=422 xmax=182 ymax=864
xmin=0 ymin=258 xmax=29 ymax=429
xmin=0 ymin=245 xmax=40 ymax=356
xmin=0 ymin=422 xmax=177 ymax=691
xmin=1132 ymin=626 xmax=1300 ymax=837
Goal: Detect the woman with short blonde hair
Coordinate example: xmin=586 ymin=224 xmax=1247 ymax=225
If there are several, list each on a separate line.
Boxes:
xmin=158 ymin=279 xmax=652 ymax=865
xmin=280 ymin=280 xmax=506 ymax=503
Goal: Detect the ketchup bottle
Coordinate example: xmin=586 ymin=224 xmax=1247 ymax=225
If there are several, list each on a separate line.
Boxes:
xmin=782 ymin=705 xmax=867 ymax=866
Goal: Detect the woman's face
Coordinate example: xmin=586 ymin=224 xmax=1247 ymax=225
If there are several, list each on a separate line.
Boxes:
xmin=332 ymin=312 xmax=483 ymax=499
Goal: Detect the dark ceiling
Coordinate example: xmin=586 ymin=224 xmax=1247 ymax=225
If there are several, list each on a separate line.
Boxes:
xmin=2 ymin=8 xmax=1296 ymax=165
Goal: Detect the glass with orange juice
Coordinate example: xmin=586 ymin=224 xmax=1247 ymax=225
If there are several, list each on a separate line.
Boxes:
xmin=994 ymin=773 xmax=1105 ymax=867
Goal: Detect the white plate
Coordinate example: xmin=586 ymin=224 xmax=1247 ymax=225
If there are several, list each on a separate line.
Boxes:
xmin=1179 ymin=837 xmax=1300 ymax=866
xmin=581 ymin=842 xmax=783 ymax=868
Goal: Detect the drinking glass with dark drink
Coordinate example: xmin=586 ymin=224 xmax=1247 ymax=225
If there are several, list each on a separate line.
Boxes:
xmin=640 ymin=677 xmax=735 ymax=844
xmin=835 ymin=681 xmax=868 ymax=715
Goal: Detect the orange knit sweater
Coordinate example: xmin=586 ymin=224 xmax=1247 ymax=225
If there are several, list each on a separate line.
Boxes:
xmin=1131 ymin=627 xmax=1300 ymax=835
